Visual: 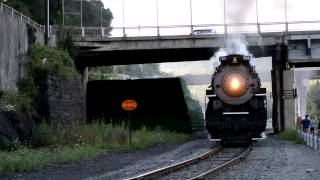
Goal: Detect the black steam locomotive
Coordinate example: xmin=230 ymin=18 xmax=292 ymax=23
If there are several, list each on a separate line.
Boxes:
xmin=205 ymin=54 xmax=267 ymax=144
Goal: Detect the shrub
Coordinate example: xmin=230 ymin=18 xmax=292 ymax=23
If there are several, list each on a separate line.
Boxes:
xmin=277 ymin=129 xmax=305 ymax=144
xmin=0 ymin=122 xmax=191 ymax=174
xmin=31 ymin=46 xmax=73 ymax=79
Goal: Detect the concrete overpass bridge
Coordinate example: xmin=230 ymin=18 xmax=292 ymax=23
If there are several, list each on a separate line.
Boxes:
xmin=73 ymin=29 xmax=320 ymax=68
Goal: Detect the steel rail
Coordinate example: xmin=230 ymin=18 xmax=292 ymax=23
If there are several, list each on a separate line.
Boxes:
xmin=126 ymin=147 xmax=222 ymax=180
xmin=188 ymin=145 xmax=252 ymax=180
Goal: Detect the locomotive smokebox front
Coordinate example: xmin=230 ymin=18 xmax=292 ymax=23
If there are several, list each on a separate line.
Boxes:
xmin=213 ymin=55 xmax=260 ymax=105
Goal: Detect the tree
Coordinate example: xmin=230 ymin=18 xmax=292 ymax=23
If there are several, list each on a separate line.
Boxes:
xmin=3 ymin=0 xmax=113 ymax=31
xmin=64 ymin=0 xmax=113 ymax=28
xmin=306 ymin=81 xmax=320 ymax=118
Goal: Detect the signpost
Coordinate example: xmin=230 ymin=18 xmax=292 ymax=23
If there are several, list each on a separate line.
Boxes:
xmin=122 ymin=99 xmax=137 ymax=144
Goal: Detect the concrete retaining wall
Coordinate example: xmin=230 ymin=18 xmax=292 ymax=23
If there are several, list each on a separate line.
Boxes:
xmin=0 ymin=7 xmax=44 ymax=91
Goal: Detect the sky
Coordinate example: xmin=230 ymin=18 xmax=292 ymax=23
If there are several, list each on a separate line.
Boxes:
xmin=101 ymin=0 xmax=320 ymax=36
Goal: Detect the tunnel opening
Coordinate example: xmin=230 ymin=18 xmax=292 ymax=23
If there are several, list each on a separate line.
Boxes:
xmin=87 ymin=78 xmax=192 ymax=133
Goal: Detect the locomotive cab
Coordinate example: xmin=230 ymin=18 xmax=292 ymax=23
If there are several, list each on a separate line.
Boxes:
xmin=205 ymin=54 xmax=267 ymax=144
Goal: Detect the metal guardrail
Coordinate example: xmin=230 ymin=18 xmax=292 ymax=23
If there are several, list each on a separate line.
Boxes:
xmin=0 ymin=2 xmax=45 ymax=33
xmin=298 ymin=130 xmax=320 ymax=151
xmin=64 ymin=20 xmax=320 ymax=38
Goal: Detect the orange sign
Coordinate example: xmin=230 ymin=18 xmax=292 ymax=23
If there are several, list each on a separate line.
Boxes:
xmin=122 ymin=100 xmax=138 ymax=111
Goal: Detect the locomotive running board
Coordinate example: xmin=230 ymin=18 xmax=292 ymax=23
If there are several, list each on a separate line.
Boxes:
xmin=252 ymin=132 xmax=267 ymax=140
xmin=223 ymin=112 xmax=249 ymax=115
xmin=206 ymin=94 xmax=217 ymax=97
xmin=208 ymin=133 xmax=267 ymax=142
xmin=208 ymin=138 xmax=221 ymax=142
xmin=255 ymin=93 xmax=267 ymax=96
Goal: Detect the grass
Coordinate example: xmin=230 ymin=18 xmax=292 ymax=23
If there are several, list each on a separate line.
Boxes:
xmin=0 ymin=123 xmax=191 ymax=174
xmin=277 ymin=129 xmax=305 ymax=144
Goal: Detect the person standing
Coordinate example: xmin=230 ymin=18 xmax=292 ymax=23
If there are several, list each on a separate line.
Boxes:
xmin=317 ymin=117 xmax=320 ymax=136
xmin=297 ymin=115 xmax=302 ymax=130
xmin=310 ymin=116 xmax=315 ymax=134
xmin=302 ymin=115 xmax=311 ymax=133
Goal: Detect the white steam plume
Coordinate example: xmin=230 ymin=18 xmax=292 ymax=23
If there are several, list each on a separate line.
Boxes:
xmin=211 ymin=34 xmax=257 ymax=67
xmin=210 ymin=0 xmax=263 ymax=68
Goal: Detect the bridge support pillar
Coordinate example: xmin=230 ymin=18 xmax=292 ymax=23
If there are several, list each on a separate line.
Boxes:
xmin=271 ymin=43 xmax=287 ymax=133
xmin=282 ymin=69 xmax=297 ymax=129
xmin=81 ymin=67 xmax=88 ymax=121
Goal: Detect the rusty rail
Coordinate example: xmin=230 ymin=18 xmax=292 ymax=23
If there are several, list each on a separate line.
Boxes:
xmin=126 ymin=147 xmax=222 ymax=180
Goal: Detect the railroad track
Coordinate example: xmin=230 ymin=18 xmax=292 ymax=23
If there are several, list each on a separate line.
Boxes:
xmin=126 ymin=145 xmax=251 ymax=180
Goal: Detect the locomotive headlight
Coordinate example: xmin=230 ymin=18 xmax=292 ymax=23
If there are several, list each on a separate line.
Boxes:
xmin=222 ymin=72 xmax=248 ymax=97
xmin=230 ymin=78 xmax=240 ymax=90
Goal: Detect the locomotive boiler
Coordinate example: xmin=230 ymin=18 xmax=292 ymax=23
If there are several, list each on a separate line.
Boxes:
xmin=205 ymin=54 xmax=267 ymax=144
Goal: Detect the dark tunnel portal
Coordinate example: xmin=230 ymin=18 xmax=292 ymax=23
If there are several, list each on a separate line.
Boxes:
xmin=87 ymin=78 xmax=192 ymax=133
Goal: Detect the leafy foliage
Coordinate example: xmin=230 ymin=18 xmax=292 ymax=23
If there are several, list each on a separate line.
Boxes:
xmin=180 ymin=79 xmax=205 ymax=131
xmin=15 ymin=77 xmax=37 ymax=114
xmin=31 ymin=46 xmax=73 ymax=79
xmin=2 ymin=0 xmax=31 ymax=17
xmin=1 ymin=80 xmax=36 ymax=115
xmin=3 ymin=0 xmax=113 ymax=29
xmin=277 ymin=129 xmax=305 ymax=144
xmin=89 ymin=64 xmax=164 ymax=80
xmin=306 ymin=81 xmax=320 ymax=118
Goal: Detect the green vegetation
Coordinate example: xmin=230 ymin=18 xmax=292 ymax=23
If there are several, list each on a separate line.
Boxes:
xmin=277 ymin=129 xmax=305 ymax=144
xmin=11 ymin=77 xmax=37 ymax=115
xmin=0 ymin=122 xmax=191 ymax=174
xmin=306 ymin=80 xmax=320 ymax=119
xmin=89 ymin=63 xmax=165 ymax=80
xmin=3 ymin=0 xmax=113 ymax=29
xmin=180 ymin=79 xmax=205 ymax=132
xmin=31 ymin=46 xmax=74 ymax=79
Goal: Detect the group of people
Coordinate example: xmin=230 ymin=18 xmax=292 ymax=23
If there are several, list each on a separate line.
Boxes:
xmin=300 ymin=115 xmax=319 ymax=135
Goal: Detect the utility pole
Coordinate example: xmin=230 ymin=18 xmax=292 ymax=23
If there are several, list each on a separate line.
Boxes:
xmin=62 ymin=0 xmax=64 ymax=27
xmin=122 ymin=0 xmax=125 ymax=37
xmin=156 ymin=0 xmax=159 ymax=36
xmin=80 ymin=0 xmax=83 ymax=28
xmin=285 ymin=0 xmax=288 ymax=32
xmin=100 ymin=2 xmax=103 ymax=28
xmin=45 ymin=0 xmax=50 ymax=44
xmin=189 ymin=0 xmax=193 ymax=34
xmin=224 ymin=0 xmax=227 ymax=34
xmin=317 ymin=79 xmax=319 ymax=122
xmin=256 ymin=0 xmax=260 ymax=33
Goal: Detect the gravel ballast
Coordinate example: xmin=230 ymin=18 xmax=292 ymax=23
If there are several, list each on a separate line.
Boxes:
xmin=215 ymin=136 xmax=320 ymax=180
xmin=91 ymin=139 xmax=214 ymax=180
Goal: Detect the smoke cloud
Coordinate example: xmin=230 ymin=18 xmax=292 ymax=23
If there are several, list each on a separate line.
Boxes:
xmin=211 ymin=34 xmax=254 ymax=67
xmin=211 ymin=0 xmax=262 ymax=68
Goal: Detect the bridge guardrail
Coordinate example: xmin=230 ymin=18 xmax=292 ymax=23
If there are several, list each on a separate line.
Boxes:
xmin=0 ymin=2 xmax=45 ymax=33
xmin=64 ymin=20 xmax=320 ymax=38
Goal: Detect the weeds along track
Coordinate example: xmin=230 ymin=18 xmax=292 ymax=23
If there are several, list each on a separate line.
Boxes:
xmin=127 ymin=145 xmax=251 ymax=180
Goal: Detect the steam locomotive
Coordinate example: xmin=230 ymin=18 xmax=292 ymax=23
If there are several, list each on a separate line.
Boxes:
xmin=205 ymin=54 xmax=267 ymax=144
